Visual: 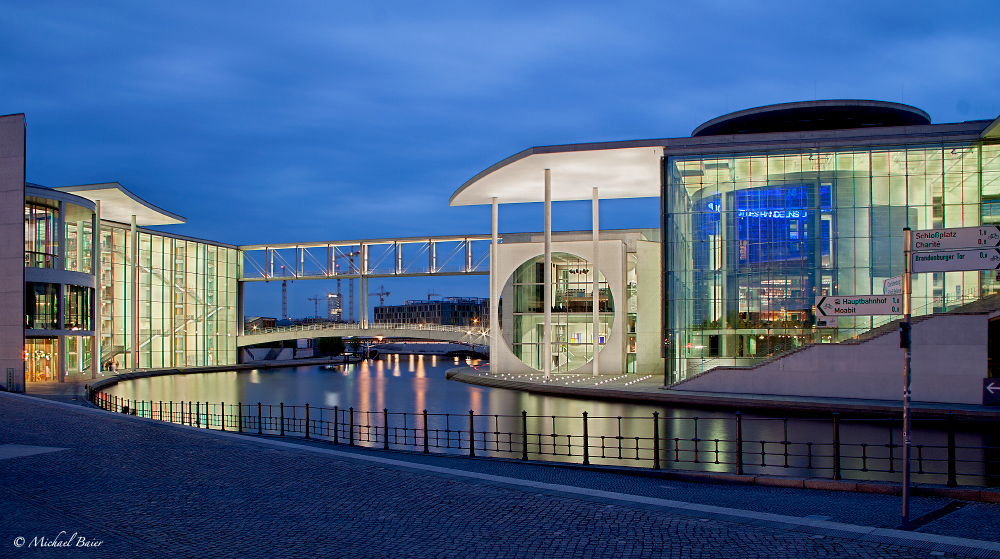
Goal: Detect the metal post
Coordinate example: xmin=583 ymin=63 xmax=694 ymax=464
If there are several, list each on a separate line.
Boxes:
xmin=469 ymin=410 xmax=476 ymax=457
xmin=238 ymin=402 xmax=243 ymax=433
xmin=221 ymin=402 xmax=225 ymax=431
xmin=257 ymin=402 xmax=262 ymax=434
xmin=735 ymin=412 xmax=744 ymax=475
xmin=349 ymin=407 xmax=355 ymax=446
xmin=902 ymin=227 xmax=913 ymax=530
xmin=832 ymin=413 xmax=841 ymax=480
xmin=280 ymin=403 xmax=285 ymax=436
xmin=383 ymin=408 xmax=389 ymax=449
xmin=333 ymin=406 xmax=339 ymax=444
xmin=196 ymin=400 xmax=200 ymax=427
xmin=305 ymin=403 xmax=310 ymax=439
xmin=521 ymin=410 xmax=528 ymax=461
xmin=652 ymin=412 xmax=660 ymax=470
xmin=544 ymin=168 xmax=552 ymax=378
xmin=593 ymin=187 xmax=600 ymax=377
xmin=423 ymin=409 xmax=430 ymax=454
xmin=582 ymin=412 xmax=590 ymax=465
xmin=205 ymin=402 xmax=209 ymax=428
xmin=947 ymin=413 xmax=957 ymax=487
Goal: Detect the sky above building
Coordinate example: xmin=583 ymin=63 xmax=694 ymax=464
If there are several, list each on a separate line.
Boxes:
xmin=4 ymin=1 xmax=1000 ymax=318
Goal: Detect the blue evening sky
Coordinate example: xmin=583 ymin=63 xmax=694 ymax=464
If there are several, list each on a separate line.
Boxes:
xmin=3 ymin=1 xmax=999 ymax=318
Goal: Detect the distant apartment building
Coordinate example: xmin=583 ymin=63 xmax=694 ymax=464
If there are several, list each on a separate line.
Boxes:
xmin=374 ymin=297 xmax=488 ymax=327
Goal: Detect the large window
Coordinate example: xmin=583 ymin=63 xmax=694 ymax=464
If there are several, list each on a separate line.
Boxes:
xmin=665 ymin=142 xmax=996 ymax=382
xmin=101 ymin=225 xmax=238 ymax=369
xmin=24 ymin=203 xmax=59 ymax=268
xmin=503 ymin=252 xmax=613 ymax=373
xmin=25 ymin=282 xmax=58 ymax=330
xmin=24 ymin=338 xmax=59 ymax=382
xmin=64 ymin=285 xmax=93 ymax=330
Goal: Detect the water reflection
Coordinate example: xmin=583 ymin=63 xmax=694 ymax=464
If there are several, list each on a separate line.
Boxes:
xmin=104 ymin=354 xmax=990 ymax=486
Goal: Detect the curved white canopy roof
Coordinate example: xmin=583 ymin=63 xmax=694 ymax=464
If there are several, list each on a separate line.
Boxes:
xmin=450 ymin=145 xmax=663 ymax=206
xmin=55 ymin=182 xmax=185 ymax=226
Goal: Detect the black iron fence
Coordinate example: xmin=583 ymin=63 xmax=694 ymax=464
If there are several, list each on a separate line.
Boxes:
xmin=86 ymin=387 xmax=999 ymax=487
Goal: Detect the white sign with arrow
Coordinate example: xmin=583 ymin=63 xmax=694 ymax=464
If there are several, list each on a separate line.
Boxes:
xmin=815 ymin=295 xmax=903 ymax=317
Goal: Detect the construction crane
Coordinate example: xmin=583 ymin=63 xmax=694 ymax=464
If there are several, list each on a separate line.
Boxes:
xmin=368 ymin=285 xmax=391 ymax=306
xmin=307 ymin=296 xmax=322 ymax=319
xmin=427 ymin=289 xmax=440 ymax=301
xmin=334 ymin=250 xmax=361 ymax=323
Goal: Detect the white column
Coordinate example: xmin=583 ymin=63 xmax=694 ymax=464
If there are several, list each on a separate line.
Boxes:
xmin=91 ymin=201 xmax=100 ymax=378
xmin=361 ymin=276 xmax=368 ymax=328
xmin=131 ymin=214 xmax=138 ymax=370
xmin=543 ymin=169 xmax=552 ymax=378
xmin=490 ymin=197 xmax=499 ymax=369
xmin=592 ymin=187 xmax=600 ymax=378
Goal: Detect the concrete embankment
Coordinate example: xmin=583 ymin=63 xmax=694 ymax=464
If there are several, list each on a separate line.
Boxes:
xmin=446 ymin=369 xmax=1000 ymax=419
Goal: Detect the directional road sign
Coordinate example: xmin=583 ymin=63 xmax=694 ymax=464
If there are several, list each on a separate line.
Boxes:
xmin=815 ymin=295 xmax=903 ymax=317
xmin=911 ymin=248 xmax=1000 ymax=273
xmin=883 ymin=275 xmax=903 ymax=295
xmin=984 ymin=379 xmax=1000 ymax=406
xmin=912 ymin=226 xmax=1000 ymax=251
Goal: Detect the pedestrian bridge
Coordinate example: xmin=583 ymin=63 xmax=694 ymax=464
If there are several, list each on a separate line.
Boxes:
xmin=237 ymin=322 xmax=490 ymax=347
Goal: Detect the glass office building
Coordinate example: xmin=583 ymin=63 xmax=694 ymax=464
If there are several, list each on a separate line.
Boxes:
xmin=664 ymin=101 xmax=1000 ymax=382
xmin=15 ymin=181 xmax=239 ymax=385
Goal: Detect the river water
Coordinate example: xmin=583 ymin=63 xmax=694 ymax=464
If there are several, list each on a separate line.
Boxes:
xmin=102 ymin=354 xmax=995 ymax=486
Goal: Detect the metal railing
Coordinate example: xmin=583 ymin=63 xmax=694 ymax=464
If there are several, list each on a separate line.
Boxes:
xmin=86 ymin=388 xmax=999 ymax=487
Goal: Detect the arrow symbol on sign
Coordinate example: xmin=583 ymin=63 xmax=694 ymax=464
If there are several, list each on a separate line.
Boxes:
xmin=989 ymin=382 xmax=999 ymax=395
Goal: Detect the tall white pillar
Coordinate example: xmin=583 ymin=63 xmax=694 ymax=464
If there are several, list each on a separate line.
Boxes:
xmin=490 ymin=197 xmax=499 ymax=369
xmin=131 ymin=214 xmax=138 ymax=370
xmin=361 ymin=276 xmax=368 ymax=328
xmin=543 ymin=169 xmax=552 ymax=378
xmin=592 ymin=187 xmax=600 ymax=378
xmin=91 ymin=201 xmax=100 ymax=378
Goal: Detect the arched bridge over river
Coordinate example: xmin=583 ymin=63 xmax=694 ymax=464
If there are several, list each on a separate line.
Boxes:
xmin=237 ymin=322 xmax=490 ymax=347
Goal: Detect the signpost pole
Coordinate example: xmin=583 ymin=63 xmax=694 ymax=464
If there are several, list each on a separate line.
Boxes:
xmin=902 ymin=227 xmax=912 ymax=530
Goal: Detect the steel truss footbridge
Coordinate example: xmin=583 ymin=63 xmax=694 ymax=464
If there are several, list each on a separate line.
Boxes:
xmin=236 ymin=233 xmax=493 ymax=346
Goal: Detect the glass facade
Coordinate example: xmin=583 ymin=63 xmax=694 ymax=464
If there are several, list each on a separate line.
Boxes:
xmin=99 ymin=225 xmax=238 ymax=370
xmin=25 ymin=282 xmax=59 ymax=329
xmin=503 ymin=252 xmax=613 ymax=373
xmin=24 ymin=203 xmax=59 ymax=268
xmin=24 ymin=338 xmax=59 ymax=382
xmin=665 ymin=142 xmax=1000 ymax=382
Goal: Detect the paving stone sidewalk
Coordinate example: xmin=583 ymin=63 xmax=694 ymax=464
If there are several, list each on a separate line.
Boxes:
xmin=1 ymin=392 xmax=998 ymax=559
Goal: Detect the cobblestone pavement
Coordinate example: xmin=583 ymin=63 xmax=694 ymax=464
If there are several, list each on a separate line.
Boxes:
xmin=1 ymin=392 xmax=998 ymax=559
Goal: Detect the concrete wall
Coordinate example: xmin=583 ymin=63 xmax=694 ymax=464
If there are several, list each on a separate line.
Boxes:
xmin=673 ymin=313 xmax=988 ymax=405
xmin=634 ymin=240 xmax=663 ymax=374
xmin=0 ymin=114 xmax=24 ymax=392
